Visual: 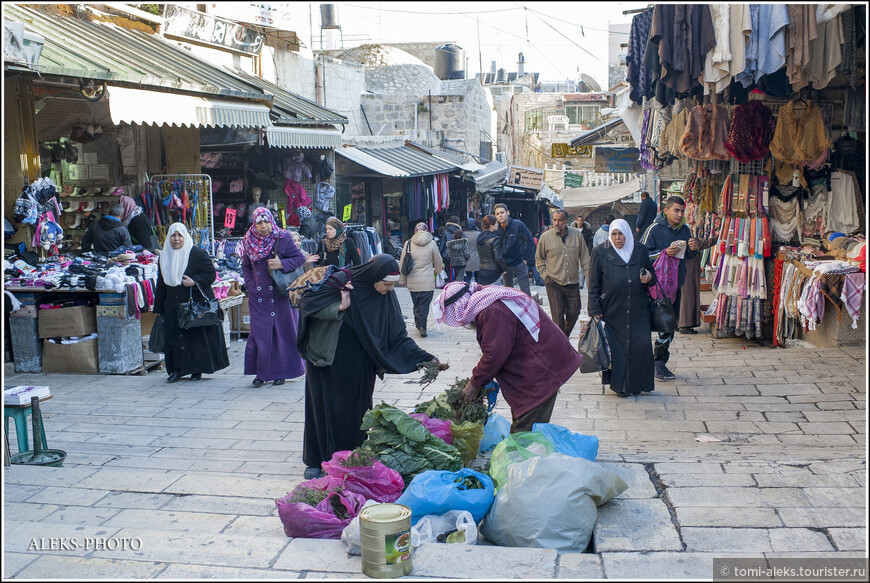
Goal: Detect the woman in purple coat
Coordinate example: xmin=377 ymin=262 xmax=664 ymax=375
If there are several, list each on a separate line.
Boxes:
xmin=241 ymin=207 xmax=306 ymax=386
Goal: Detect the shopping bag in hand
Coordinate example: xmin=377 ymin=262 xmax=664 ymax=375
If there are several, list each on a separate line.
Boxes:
xmin=577 ymin=318 xmax=610 ymax=373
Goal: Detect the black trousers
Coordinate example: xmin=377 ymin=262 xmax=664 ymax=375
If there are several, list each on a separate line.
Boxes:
xmin=510 ymin=392 xmax=558 ymax=433
xmin=653 ymin=289 xmax=682 ymax=364
xmin=545 ymin=280 xmax=581 ymax=338
xmin=410 ymin=291 xmax=434 ymax=330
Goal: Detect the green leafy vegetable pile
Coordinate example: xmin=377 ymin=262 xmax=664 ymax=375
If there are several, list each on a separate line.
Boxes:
xmin=417 ymin=360 xmax=450 ymax=388
xmin=358 ymin=402 xmax=462 ymax=483
xmin=414 ymin=377 xmax=490 ymax=424
xmin=288 ymin=485 xmax=334 ymax=507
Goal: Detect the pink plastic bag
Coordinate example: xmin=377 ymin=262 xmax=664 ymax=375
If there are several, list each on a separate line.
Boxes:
xmin=650 ymin=253 xmax=679 ymax=301
xmin=276 ymin=475 xmax=367 ymax=539
xmin=321 ymin=450 xmax=405 ymax=503
xmin=410 ymin=413 xmax=453 ymax=445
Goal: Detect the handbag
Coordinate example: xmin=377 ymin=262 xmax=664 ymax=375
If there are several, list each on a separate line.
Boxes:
xmin=270 ymin=259 xmax=302 ymax=291
xmin=648 ymin=282 xmax=677 ymax=333
xmin=577 ymin=317 xmax=611 ymax=374
xmin=400 ymin=241 xmax=413 ymax=276
xmin=177 ymin=280 xmax=223 ymax=329
xmin=147 ymin=314 xmax=165 ymax=353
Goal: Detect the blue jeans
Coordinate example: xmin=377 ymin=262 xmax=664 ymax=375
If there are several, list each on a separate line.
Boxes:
xmin=530 ymin=262 xmax=545 ymax=286
xmin=502 ymin=262 xmax=531 ymax=296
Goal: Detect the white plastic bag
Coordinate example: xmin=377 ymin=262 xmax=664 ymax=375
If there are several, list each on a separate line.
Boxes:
xmin=435 ymin=269 xmax=447 ymax=289
xmin=340 ymin=500 xmax=380 ymax=555
xmin=410 ymin=510 xmax=478 ymax=547
xmin=481 ymin=453 xmax=628 ymax=551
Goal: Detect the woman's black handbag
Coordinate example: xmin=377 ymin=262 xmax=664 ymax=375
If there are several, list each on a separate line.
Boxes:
xmin=148 ymin=314 xmax=165 ymax=353
xmin=269 ymin=251 xmax=304 ymax=291
xmin=578 ymin=317 xmax=611 ymax=373
xmin=649 ymin=282 xmax=677 ymax=333
xmin=400 ymin=241 xmax=413 ymax=276
xmin=178 ymin=281 xmax=223 ymax=329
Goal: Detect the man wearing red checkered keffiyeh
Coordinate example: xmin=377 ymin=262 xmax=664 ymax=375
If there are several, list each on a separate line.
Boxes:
xmin=432 ymin=281 xmax=582 ymax=433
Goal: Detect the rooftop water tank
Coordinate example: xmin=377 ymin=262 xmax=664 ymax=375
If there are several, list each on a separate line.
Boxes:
xmin=320 ymin=4 xmax=338 ymax=28
xmin=434 ymin=44 xmax=465 ymax=80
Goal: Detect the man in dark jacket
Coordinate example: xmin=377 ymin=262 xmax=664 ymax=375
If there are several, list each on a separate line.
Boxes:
xmin=635 ymin=191 xmax=657 ymax=239
xmin=641 ymin=196 xmax=699 ymax=382
xmin=494 ymin=203 xmax=534 ymax=296
xmin=574 ymin=215 xmax=594 ymax=252
xmin=80 ymin=203 xmax=133 ymax=253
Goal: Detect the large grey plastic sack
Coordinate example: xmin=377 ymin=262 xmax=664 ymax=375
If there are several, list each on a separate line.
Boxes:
xmin=480 ymin=453 xmax=628 ymax=550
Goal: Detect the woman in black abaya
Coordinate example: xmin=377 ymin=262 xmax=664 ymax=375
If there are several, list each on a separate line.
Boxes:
xmin=297 ymin=254 xmax=438 ymax=478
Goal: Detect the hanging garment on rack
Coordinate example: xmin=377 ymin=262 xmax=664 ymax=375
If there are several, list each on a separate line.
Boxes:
xmin=826 ymin=171 xmax=860 ymax=234
xmin=285 ymin=180 xmax=312 ymax=213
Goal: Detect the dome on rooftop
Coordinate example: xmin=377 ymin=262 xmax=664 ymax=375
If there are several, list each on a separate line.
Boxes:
xmin=336 ymin=44 xmax=440 ymax=96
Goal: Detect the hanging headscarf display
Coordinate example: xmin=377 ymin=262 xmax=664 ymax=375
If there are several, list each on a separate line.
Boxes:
xmin=243 ymin=207 xmax=283 ymax=262
xmin=609 ymin=219 xmax=636 ymax=265
xmin=159 ymin=223 xmax=193 ymax=287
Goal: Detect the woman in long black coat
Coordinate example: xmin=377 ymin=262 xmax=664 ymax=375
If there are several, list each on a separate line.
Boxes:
xmin=296 ymin=254 xmax=438 ymax=478
xmin=587 ymin=219 xmax=657 ymax=396
xmin=154 ymin=223 xmax=230 ymax=383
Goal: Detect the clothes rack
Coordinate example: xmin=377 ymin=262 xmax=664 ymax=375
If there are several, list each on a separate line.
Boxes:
xmin=147 ymin=174 xmax=214 ymax=255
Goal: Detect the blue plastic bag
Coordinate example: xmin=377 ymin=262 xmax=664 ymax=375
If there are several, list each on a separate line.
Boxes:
xmin=532 ymin=423 xmax=598 ymax=461
xmin=478 ymin=413 xmax=511 ymax=455
xmin=395 ymin=468 xmax=495 ymax=525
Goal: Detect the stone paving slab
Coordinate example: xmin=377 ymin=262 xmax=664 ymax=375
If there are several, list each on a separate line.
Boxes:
xmin=594 ymin=498 xmax=682 ymax=552
xmin=10 ymin=555 xmax=168 ymax=579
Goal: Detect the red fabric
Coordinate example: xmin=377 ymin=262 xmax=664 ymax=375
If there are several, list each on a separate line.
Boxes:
xmin=284 ymin=180 xmax=312 ymax=213
xmin=470 ymin=301 xmax=581 ymax=418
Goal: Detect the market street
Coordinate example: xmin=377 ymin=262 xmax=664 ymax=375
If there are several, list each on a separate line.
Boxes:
xmin=3 ymin=285 xmax=867 ymax=579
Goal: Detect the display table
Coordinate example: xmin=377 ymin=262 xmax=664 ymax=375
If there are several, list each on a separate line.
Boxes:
xmin=7 ymin=286 xmax=159 ymax=375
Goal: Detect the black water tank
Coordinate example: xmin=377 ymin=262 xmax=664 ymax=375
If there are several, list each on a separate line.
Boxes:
xmin=320 ymin=4 xmax=337 ymax=28
xmin=434 ymin=44 xmax=465 ymax=80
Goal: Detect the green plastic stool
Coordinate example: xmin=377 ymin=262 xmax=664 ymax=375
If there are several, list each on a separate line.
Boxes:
xmin=4 ymin=404 xmax=48 ymax=454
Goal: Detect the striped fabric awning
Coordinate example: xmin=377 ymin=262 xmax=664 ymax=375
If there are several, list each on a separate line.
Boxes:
xmin=265 ymin=126 xmax=342 ymax=149
xmin=107 ymin=86 xmax=272 ymax=129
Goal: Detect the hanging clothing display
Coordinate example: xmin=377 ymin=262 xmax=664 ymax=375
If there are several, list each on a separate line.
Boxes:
xmin=784 ymin=4 xmax=819 ymax=91
xmin=724 ymin=100 xmax=776 ymax=163
xmin=806 ymin=13 xmax=844 ymax=90
xmin=703 ymin=4 xmax=752 ymax=95
xmin=680 ymin=104 xmax=731 ymax=161
xmin=626 ymin=7 xmax=654 ymax=105
xmin=651 ymin=4 xmax=716 ymax=95
xmin=768 ymin=100 xmax=832 ymax=167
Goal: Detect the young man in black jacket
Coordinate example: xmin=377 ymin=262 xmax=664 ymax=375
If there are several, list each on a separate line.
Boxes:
xmin=494 ymin=203 xmax=534 ymax=296
xmin=635 ymin=191 xmax=657 ymax=239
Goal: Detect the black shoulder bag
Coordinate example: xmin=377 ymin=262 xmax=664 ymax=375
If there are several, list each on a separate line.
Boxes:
xmin=178 ymin=280 xmax=223 ymax=329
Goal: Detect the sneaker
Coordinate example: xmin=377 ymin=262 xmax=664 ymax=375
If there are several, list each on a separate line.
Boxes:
xmin=418 ymin=327 xmax=428 ymax=337
xmin=655 ymin=363 xmax=676 ymax=381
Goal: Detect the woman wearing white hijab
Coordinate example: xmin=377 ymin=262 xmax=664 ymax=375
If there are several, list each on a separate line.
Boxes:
xmin=154 ymin=223 xmax=229 ymax=383
xmin=586 ymin=218 xmax=657 ymax=397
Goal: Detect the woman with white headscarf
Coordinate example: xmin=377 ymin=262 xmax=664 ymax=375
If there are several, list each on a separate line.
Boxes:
xmin=153 ymin=223 xmax=229 ymax=383
xmin=587 ymin=218 xmax=657 ymax=397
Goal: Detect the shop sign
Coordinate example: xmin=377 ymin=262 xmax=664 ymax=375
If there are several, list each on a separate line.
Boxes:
xmin=342 ymin=204 xmax=352 ymax=222
xmin=163 ymin=5 xmax=264 ymax=55
xmin=209 ymin=3 xmax=295 ymax=31
xmin=507 ymin=166 xmax=544 ymax=190
xmin=551 ymin=143 xmax=593 ymax=158
xmin=564 ymin=172 xmax=584 ymax=188
xmin=224 ymin=207 xmax=237 ymax=229
xmin=593 ymin=147 xmax=642 ymax=174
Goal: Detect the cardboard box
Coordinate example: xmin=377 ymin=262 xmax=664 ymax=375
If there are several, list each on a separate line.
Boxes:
xmin=230 ymin=297 xmax=251 ymax=332
xmin=38 ymin=306 xmax=97 ymax=339
xmin=139 ymin=311 xmax=158 ymax=337
xmin=41 ymin=338 xmax=99 ymax=373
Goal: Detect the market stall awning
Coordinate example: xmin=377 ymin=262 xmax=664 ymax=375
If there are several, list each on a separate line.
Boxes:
xmin=336 ymin=145 xmax=458 ymax=178
xmin=470 ymin=160 xmax=509 ymax=192
xmin=406 ymin=142 xmax=507 ymax=191
xmin=265 ymin=126 xmax=342 ymax=148
xmin=569 ymin=117 xmax=626 ymax=148
xmin=559 ymin=176 xmax=643 ymax=212
xmin=107 ymin=86 xmax=272 ymax=128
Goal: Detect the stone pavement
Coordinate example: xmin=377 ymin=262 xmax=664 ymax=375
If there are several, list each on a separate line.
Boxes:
xmin=3 ymin=284 xmax=867 ymax=579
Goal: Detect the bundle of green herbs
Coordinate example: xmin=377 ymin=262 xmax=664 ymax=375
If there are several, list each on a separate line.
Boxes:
xmin=358 ymin=402 xmax=462 ymax=483
xmin=338 ymin=449 xmax=376 ymax=468
xmin=417 ymin=360 xmax=450 ymax=389
xmin=415 ymin=377 xmax=489 ymax=424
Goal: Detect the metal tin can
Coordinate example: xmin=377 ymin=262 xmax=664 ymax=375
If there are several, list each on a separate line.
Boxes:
xmin=359 ymin=503 xmax=413 ymax=578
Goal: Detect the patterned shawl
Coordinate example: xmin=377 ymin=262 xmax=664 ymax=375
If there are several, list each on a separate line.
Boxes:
xmin=243 ymin=207 xmax=283 ymax=262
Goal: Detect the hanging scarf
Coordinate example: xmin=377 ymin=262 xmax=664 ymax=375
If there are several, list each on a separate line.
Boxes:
xmin=324 ymin=217 xmax=347 ymax=253
xmin=432 ymin=281 xmax=541 ymax=341
xmin=243 ymin=207 xmax=283 ymax=262
xmin=159 ymin=223 xmax=193 ymax=287
xmin=608 ymin=218 xmax=635 ymax=264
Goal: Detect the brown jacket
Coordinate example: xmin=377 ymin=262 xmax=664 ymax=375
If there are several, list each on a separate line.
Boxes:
xmin=680 ymin=104 xmax=731 ymax=161
xmin=535 ymin=226 xmax=591 ymax=286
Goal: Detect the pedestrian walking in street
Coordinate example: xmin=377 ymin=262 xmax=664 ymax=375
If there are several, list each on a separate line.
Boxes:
xmin=154 ymin=223 xmax=229 ymax=383
xmin=592 ymin=214 xmax=616 ymax=248
xmin=635 ymin=191 xmax=657 ymax=239
xmin=494 ymin=203 xmax=534 ymax=296
xmin=641 ymin=196 xmax=699 ymax=381
xmin=433 ymin=281 xmax=582 ymax=433
xmin=241 ymin=207 xmax=307 ymax=387
xmin=587 ymin=218 xmax=657 ymax=397
xmin=445 ymin=228 xmax=471 ymax=283
xmin=463 ymin=217 xmax=480 ymax=283
xmin=398 ymin=222 xmax=443 ymax=337
xmin=295 ymin=205 xmax=317 ymax=241
xmin=535 ymin=208 xmax=592 ymax=338
xmin=438 ymin=215 xmax=464 ymax=280
xmin=310 ymin=217 xmax=361 ymax=268
xmin=297 ymin=254 xmax=438 ymax=478
xmin=678 ymin=231 xmax=717 ymax=334
xmin=476 ymin=214 xmax=507 ymax=285
xmin=574 ymin=214 xmax=595 ymax=254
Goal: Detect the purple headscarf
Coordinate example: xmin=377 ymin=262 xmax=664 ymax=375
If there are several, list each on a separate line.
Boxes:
xmin=243 ymin=207 xmax=284 ymax=261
